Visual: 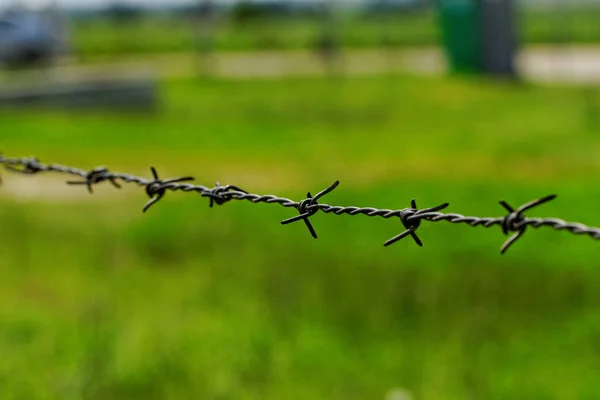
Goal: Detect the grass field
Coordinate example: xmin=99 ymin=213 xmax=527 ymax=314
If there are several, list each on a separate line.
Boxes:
xmin=69 ymin=9 xmax=600 ymax=59
xmin=2 ymin=73 xmax=600 ymax=399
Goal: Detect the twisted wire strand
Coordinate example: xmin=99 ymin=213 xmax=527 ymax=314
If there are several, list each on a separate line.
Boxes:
xmin=1 ymin=154 xmax=599 ymax=254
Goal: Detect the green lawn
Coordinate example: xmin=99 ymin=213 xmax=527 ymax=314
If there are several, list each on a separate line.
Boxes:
xmin=69 ymin=9 xmax=600 ymax=59
xmin=2 ymin=73 xmax=600 ymax=399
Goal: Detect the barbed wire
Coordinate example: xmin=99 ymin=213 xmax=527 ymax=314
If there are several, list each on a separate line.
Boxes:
xmin=1 ymin=154 xmax=599 ymax=254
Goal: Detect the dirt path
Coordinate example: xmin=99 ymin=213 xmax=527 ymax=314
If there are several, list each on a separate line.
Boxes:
xmin=4 ymin=46 xmax=600 ymax=85
xmin=0 ymin=48 xmax=440 ymax=85
xmin=517 ymin=46 xmax=600 ymax=84
xmin=0 ymin=176 xmax=129 ymax=202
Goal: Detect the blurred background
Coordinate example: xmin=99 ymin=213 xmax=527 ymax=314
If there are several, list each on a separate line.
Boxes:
xmin=2 ymin=0 xmax=600 ymax=399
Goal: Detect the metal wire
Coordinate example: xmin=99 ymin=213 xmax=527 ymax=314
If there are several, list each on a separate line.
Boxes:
xmin=1 ymin=154 xmax=600 ymax=254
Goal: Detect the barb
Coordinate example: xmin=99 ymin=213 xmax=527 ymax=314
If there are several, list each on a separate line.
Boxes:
xmin=143 ymin=167 xmax=195 ymax=213
xmin=384 ymin=199 xmax=450 ymax=247
xmin=281 ymin=181 xmax=339 ymax=239
xmin=203 ymin=182 xmax=248 ymax=208
xmin=1 ymin=155 xmax=600 ymax=254
xmin=4 ymin=156 xmax=45 ymax=174
xmin=66 ymin=166 xmax=121 ymax=193
xmin=499 ymin=194 xmax=557 ymax=254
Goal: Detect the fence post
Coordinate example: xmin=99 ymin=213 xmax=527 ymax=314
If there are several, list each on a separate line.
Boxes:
xmin=481 ymin=0 xmax=518 ymax=77
xmin=317 ymin=0 xmax=340 ymax=75
xmin=193 ymin=0 xmax=217 ymax=78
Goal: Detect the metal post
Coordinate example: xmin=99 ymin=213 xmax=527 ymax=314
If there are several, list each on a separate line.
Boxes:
xmin=193 ymin=0 xmax=216 ymax=78
xmin=480 ymin=0 xmax=518 ymax=77
xmin=317 ymin=0 xmax=339 ymax=75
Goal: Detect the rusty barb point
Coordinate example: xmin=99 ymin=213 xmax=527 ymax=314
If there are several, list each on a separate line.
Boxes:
xmin=281 ymin=181 xmax=340 ymax=239
xmin=499 ymin=194 xmax=557 ymax=254
xmin=384 ymin=199 xmax=450 ymax=247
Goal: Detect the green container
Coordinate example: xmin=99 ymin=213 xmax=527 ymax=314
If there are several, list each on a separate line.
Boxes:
xmin=437 ymin=0 xmax=482 ymax=74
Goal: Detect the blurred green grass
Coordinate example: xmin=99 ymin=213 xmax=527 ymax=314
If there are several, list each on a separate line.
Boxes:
xmin=71 ymin=13 xmax=438 ymax=58
xmin=69 ymin=9 xmax=600 ymax=59
xmin=2 ymin=73 xmax=600 ymax=399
